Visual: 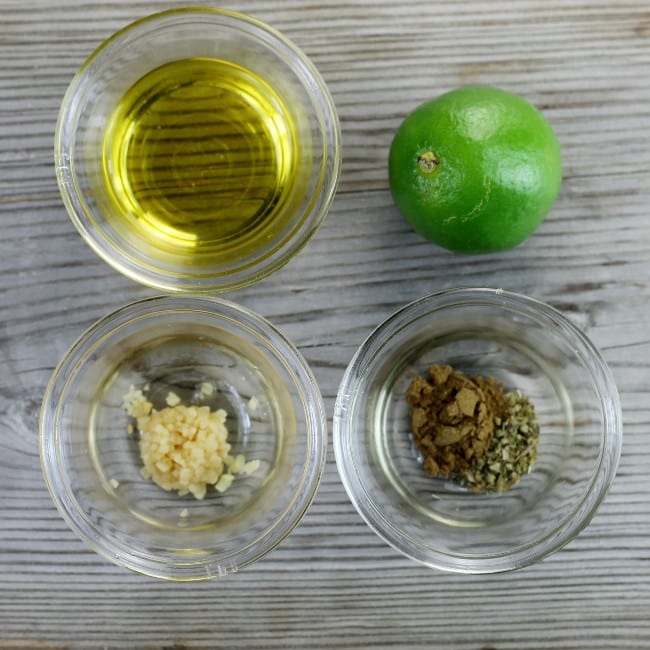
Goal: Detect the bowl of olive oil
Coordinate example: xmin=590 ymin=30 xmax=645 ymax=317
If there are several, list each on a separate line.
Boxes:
xmin=55 ymin=8 xmax=341 ymax=292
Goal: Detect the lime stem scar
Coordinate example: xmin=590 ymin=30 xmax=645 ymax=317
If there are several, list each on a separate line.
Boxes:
xmin=418 ymin=151 xmax=439 ymax=173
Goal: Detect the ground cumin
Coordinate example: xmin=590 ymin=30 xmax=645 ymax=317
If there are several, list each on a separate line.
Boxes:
xmin=405 ymin=365 xmax=508 ymax=478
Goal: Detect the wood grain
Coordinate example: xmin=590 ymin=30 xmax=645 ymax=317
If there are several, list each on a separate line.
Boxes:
xmin=1 ymin=0 xmax=649 ymax=648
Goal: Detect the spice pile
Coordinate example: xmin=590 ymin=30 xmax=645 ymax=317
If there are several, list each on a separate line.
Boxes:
xmin=405 ymin=364 xmax=539 ymax=493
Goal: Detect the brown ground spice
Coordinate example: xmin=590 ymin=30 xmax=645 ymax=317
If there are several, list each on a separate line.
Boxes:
xmin=405 ymin=365 xmax=508 ymax=478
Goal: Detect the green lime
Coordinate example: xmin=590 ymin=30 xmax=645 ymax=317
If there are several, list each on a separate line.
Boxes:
xmin=388 ymin=85 xmax=562 ymax=253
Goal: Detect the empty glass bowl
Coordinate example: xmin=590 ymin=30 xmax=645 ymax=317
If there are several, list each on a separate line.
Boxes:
xmin=333 ymin=288 xmax=622 ymax=573
xmin=40 ymin=296 xmax=327 ymax=579
xmin=55 ymin=8 xmax=341 ymax=292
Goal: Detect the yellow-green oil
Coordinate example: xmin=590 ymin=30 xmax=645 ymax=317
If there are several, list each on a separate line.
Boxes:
xmin=102 ymin=58 xmax=304 ymax=265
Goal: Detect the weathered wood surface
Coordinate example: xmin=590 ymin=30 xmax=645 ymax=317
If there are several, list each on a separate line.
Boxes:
xmin=1 ymin=0 xmax=649 ymax=647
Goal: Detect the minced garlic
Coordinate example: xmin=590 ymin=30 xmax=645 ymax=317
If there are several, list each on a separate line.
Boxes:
xmin=138 ymin=404 xmax=232 ymax=499
xmin=122 ymin=385 xmax=152 ymax=419
xmin=122 ymin=385 xmax=259 ymax=500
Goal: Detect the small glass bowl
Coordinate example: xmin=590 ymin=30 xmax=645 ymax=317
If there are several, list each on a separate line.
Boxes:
xmin=333 ymin=288 xmax=622 ymax=573
xmin=40 ymin=296 xmax=327 ymax=580
xmin=55 ymin=8 xmax=341 ymax=292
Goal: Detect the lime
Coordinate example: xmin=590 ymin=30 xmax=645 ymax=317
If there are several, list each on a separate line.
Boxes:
xmin=388 ymin=85 xmax=562 ymax=253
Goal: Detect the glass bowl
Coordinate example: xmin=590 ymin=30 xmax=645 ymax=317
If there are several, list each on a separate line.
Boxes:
xmin=333 ymin=288 xmax=622 ymax=573
xmin=40 ymin=296 xmax=327 ymax=580
xmin=54 ymin=8 xmax=341 ymax=292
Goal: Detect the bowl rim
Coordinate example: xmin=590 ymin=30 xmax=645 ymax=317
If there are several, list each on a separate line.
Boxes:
xmin=39 ymin=295 xmax=327 ymax=580
xmin=54 ymin=7 xmax=342 ymax=293
xmin=333 ymin=287 xmax=623 ymax=574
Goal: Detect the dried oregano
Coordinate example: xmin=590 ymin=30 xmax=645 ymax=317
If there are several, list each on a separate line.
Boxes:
xmin=460 ymin=389 xmax=540 ymax=493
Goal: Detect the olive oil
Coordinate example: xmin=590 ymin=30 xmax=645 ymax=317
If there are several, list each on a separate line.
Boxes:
xmin=102 ymin=58 xmax=304 ymax=263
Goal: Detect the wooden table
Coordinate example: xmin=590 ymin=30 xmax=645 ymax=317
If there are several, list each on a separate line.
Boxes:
xmin=2 ymin=1 xmax=649 ymax=647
